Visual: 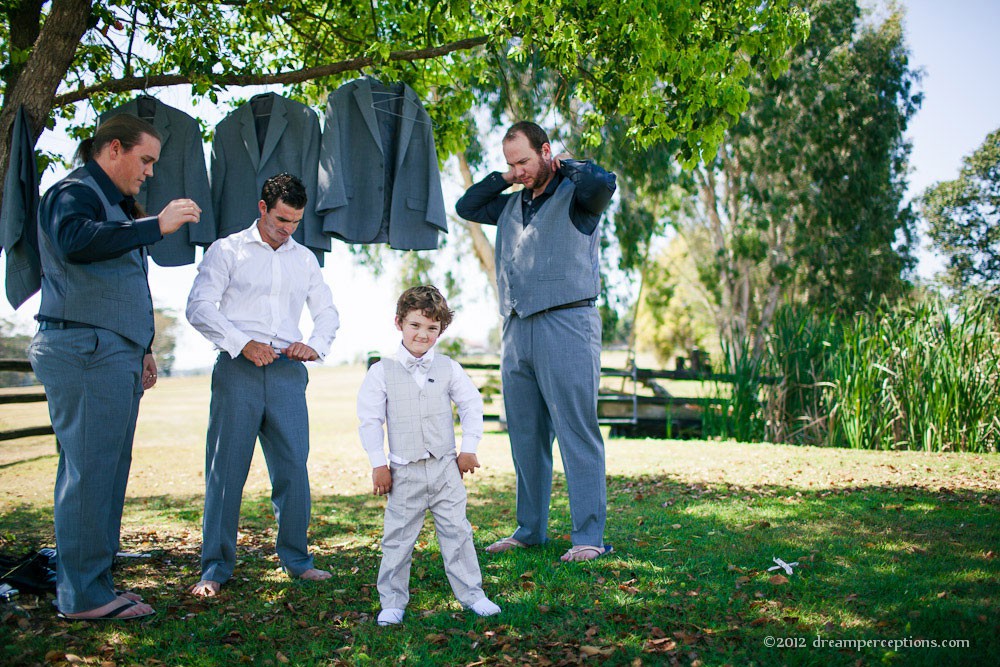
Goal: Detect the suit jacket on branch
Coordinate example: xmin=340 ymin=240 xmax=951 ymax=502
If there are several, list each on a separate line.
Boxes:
xmin=210 ymin=93 xmax=329 ymax=260
xmin=100 ymin=96 xmax=216 ymax=266
xmin=0 ymin=106 xmax=42 ymax=308
xmin=317 ymin=78 xmax=446 ymax=251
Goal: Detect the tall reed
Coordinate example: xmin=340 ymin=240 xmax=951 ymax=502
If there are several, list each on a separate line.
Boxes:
xmin=828 ymin=299 xmax=1000 ymax=452
xmin=708 ymin=298 xmax=1000 ymax=453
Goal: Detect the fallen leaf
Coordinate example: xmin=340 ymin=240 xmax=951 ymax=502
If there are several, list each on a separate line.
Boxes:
xmin=276 ymin=652 xmax=289 ymax=664
xmin=768 ymin=575 xmax=789 ymax=585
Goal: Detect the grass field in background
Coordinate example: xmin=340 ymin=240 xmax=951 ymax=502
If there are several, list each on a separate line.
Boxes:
xmin=1 ymin=365 xmax=998 ymax=666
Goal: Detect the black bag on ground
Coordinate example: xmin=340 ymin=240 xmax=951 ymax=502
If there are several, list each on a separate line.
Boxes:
xmin=0 ymin=549 xmax=57 ymax=594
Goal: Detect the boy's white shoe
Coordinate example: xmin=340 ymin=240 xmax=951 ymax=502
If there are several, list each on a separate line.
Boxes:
xmin=377 ymin=608 xmax=405 ymax=626
xmin=470 ymin=597 xmax=501 ymax=617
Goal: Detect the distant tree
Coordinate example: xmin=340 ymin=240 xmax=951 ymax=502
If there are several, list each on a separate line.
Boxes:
xmin=599 ymin=0 xmax=920 ymax=364
xmin=922 ymin=127 xmax=1000 ymax=297
xmin=152 ymin=308 xmax=179 ymax=376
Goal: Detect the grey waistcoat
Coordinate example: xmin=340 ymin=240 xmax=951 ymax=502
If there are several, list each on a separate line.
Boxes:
xmin=496 ymin=177 xmax=600 ymax=318
xmin=384 ymin=356 xmax=455 ymax=461
xmin=37 ymin=167 xmax=155 ymax=348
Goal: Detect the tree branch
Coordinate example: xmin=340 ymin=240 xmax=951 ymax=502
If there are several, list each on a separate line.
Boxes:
xmin=51 ymin=35 xmax=489 ymax=108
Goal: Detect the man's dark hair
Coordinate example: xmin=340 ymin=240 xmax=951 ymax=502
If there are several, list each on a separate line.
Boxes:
xmin=395 ymin=285 xmax=454 ymax=332
xmin=75 ymin=114 xmax=161 ymax=165
xmin=261 ymin=172 xmax=308 ymax=210
xmin=503 ymin=121 xmax=549 ymax=153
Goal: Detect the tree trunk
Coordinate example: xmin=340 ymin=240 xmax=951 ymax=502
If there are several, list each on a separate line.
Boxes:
xmin=456 ymin=152 xmax=498 ymax=300
xmin=0 ymin=0 xmax=93 ymax=214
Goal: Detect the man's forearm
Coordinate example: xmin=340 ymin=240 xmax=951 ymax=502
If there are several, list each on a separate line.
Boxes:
xmin=455 ymin=172 xmax=510 ymax=225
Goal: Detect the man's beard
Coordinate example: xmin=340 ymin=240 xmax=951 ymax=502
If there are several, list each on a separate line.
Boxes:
xmin=527 ymin=156 xmax=552 ymax=189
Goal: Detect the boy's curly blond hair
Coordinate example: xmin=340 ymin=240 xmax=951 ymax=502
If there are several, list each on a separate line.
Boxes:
xmin=395 ymin=285 xmax=454 ymax=332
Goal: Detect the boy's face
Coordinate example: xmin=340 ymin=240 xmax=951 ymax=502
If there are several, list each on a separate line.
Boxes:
xmin=396 ymin=310 xmax=442 ymax=358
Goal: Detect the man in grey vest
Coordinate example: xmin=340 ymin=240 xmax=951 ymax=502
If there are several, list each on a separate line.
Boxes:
xmin=28 ymin=114 xmax=201 ymax=620
xmin=456 ymin=121 xmax=617 ymax=562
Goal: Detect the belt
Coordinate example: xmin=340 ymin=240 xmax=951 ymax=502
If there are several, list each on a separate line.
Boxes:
xmin=38 ymin=320 xmax=96 ymax=331
xmin=541 ymin=298 xmax=596 ymax=314
xmin=514 ymin=298 xmax=596 ymax=318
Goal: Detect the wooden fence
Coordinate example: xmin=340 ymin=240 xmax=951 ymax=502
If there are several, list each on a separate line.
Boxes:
xmin=0 ymin=359 xmax=53 ymax=441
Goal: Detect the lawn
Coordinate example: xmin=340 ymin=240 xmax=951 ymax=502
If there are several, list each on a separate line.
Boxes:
xmin=1 ymin=364 xmax=998 ymax=666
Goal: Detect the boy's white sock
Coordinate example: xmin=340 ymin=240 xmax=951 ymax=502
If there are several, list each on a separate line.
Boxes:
xmin=470 ymin=597 xmax=501 ymax=617
xmin=377 ymin=608 xmax=405 ymax=626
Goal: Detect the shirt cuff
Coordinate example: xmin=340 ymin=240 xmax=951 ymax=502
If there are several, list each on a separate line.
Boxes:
xmin=459 ymin=435 xmax=480 ymax=454
xmin=367 ymin=450 xmax=388 ymax=469
xmin=224 ymin=333 xmax=252 ymax=359
xmin=487 ymin=171 xmax=511 ymax=190
xmin=134 ymin=216 xmax=163 ymax=246
xmin=306 ymin=339 xmax=329 ymax=361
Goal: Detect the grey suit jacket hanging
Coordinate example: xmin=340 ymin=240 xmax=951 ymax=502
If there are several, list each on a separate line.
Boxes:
xmin=210 ymin=93 xmax=329 ymax=257
xmin=0 ymin=106 xmax=42 ymax=308
xmin=100 ymin=97 xmax=216 ymax=266
xmin=317 ymin=79 xmax=447 ymax=250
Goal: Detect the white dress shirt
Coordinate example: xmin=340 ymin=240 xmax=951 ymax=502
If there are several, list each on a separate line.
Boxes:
xmin=357 ymin=344 xmax=484 ymax=468
xmin=186 ymin=222 xmax=340 ymax=359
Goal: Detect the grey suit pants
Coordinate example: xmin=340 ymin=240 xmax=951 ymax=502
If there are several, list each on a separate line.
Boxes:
xmin=200 ymin=353 xmax=314 ymax=583
xmin=377 ymin=453 xmax=486 ymax=609
xmin=29 ymin=328 xmax=144 ymax=613
xmin=501 ymin=306 xmax=607 ymax=547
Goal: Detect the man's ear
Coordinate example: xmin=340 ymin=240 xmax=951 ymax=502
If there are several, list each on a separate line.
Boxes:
xmin=394 ymin=317 xmax=403 ymax=332
xmin=257 ymin=200 xmax=267 ymax=217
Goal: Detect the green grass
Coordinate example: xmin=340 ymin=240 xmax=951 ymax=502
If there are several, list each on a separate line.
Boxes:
xmin=1 ymin=366 xmax=998 ymax=666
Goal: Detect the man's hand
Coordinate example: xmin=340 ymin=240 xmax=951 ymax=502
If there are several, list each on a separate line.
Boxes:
xmin=241 ymin=340 xmax=279 ymax=367
xmin=372 ymin=466 xmax=392 ymax=496
xmin=551 ymin=152 xmax=572 ymax=172
xmin=158 ymin=198 xmax=201 ymax=235
xmin=457 ymin=452 xmax=481 ymax=477
xmin=142 ymin=353 xmax=157 ymax=390
xmin=282 ymin=342 xmax=319 ymax=361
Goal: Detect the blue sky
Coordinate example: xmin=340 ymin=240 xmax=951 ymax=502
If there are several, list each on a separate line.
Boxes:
xmin=902 ymin=0 xmax=999 ymax=199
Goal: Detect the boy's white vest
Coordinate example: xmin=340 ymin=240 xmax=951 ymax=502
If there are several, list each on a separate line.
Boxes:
xmin=384 ymin=355 xmax=455 ymax=461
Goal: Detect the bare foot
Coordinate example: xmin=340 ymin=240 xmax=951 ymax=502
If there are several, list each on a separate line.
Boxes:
xmin=117 ymin=590 xmax=143 ymax=603
xmin=189 ymin=579 xmax=222 ymax=597
xmin=297 ymin=568 xmax=331 ymax=581
xmin=59 ymin=596 xmax=155 ymax=620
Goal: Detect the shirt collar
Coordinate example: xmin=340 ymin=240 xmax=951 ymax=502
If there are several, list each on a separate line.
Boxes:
xmin=396 ymin=343 xmax=435 ymax=365
xmin=520 ymin=171 xmax=562 ymax=203
xmin=249 ymin=220 xmax=297 ymax=252
xmin=84 ymin=160 xmax=129 ymax=208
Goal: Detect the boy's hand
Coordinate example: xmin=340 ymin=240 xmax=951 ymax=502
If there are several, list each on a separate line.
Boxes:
xmin=372 ymin=466 xmax=392 ymax=495
xmin=457 ymin=453 xmax=480 ymax=477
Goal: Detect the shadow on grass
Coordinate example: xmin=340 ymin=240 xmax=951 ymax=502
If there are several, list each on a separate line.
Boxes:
xmin=1 ymin=475 xmax=997 ymax=666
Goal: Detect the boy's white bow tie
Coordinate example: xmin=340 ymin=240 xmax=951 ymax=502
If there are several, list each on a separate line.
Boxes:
xmin=404 ymin=356 xmax=431 ymax=373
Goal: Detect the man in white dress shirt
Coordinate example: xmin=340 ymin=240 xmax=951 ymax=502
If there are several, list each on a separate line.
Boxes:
xmin=186 ymin=173 xmax=340 ymax=596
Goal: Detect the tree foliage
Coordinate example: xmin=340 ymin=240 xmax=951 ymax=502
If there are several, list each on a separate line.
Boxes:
xmin=613 ymin=0 xmax=920 ymax=362
xmin=922 ymin=127 xmax=1000 ymax=296
xmin=1 ymin=0 xmax=809 ymax=192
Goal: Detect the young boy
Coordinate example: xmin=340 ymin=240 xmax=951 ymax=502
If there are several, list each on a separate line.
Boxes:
xmin=357 ymin=285 xmax=501 ymax=626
